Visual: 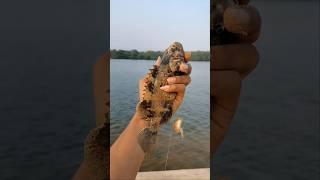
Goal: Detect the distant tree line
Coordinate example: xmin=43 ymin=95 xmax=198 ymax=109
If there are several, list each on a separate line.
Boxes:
xmin=111 ymin=49 xmax=210 ymax=61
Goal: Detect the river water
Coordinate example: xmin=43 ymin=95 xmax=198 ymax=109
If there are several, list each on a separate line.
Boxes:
xmin=110 ymin=59 xmax=210 ymax=171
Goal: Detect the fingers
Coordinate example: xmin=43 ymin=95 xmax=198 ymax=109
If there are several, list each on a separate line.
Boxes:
xmin=179 ymin=62 xmax=192 ymax=75
xmin=212 ymin=70 xmax=241 ymax=113
xmin=211 ymin=70 xmax=242 ymax=155
xmin=223 ymin=5 xmax=261 ymax=43
xmin=211 ymin=44 xmax=259 ymax=79
xmin=160 ymin=84 xmax=186 ymax=94
xmin=184 ymin=52 xmax=192 ymax=62
xmin=167 ymin=76 xmax=191 ymax=86
xmin=160 ymin=84 xmax=186 ymax=112
xmin=211 ymin=102 xmax=235 ymax=155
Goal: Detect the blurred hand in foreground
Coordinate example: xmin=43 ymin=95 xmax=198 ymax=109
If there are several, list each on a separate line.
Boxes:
xmin=211 ymin=0 xmax=261 ymax=155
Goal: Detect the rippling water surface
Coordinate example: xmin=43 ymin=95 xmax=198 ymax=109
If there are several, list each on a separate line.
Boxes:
xmin=110 ymin=59 xmax=210 ymax=171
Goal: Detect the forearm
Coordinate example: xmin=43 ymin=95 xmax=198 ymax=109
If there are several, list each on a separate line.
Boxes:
xmin=212 ymin=70 xmax=241 ymax=155
xmin=211 ymin=104 xmax=235 ymax=155
xmin=110 ymin=113 xmax=146 ymax=180
xmin=72 ymin=162 xmax=91 ymax=180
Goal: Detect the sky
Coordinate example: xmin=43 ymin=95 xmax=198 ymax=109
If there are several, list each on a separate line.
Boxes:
xmin=110 ymin=0 xmax=209 ymax=51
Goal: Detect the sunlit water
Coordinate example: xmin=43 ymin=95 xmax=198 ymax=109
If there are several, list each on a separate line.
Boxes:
xmin=110 ymin=59 xmax=210 ymax=171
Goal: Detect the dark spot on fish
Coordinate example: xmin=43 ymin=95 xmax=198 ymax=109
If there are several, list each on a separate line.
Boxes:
xmin=146 ymin=110 xmax=155 ymax=118
xmin=175 ymin=62 xmax=181 ymax=71
xmin=147 ymin=81 xmax=154 ymax=93
xmin=160 ymin=108 xmax=172 ymax=124
xmin=150 ymin=67 xmax=158 ymax=78
xmin=160 ymin=80 xmax=167 ymax=87
xmin=167 ymin=67 xmax=174 ymax=77
xmin=174 ymin=71 xmax=186 ymax=76
xmin=140 ymin=100 xmax=152 ymax=109
xmin=161 ymin=54 xmax=170 ymax=65
xmin=160 ymin=103 xmax=173 ymax=124
xmin=174 ymin=52 xmax=181 ymax=59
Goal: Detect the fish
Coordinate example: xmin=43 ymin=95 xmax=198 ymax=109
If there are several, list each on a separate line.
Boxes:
xmin=173 ymin=117 xmax=184 ymax=138
xmin=137 ymin=42 xmax=188 ymax=153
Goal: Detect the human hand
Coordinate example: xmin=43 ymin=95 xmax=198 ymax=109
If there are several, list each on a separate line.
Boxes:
xmin=211 ymin=0 xmax=261 ymax=154
xmin=137 ymin=55 xmax=192 ymax=120
xmin=133 ymin=50 xmax=192 ymax=153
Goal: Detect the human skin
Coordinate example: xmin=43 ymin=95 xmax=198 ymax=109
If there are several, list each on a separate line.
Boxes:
xmin=73 ymin=56 xmax=191 ymax=180
xmin=211 ymin=0 xmax=261 ymax=155
xmin=73 ymin=0 xmax=261 ymax=177
xmin=110 ymin=57 xmax=192 ymax=180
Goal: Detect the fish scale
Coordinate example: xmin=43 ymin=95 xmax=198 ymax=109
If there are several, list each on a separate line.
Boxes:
xmin=137 ymin=42 xmax=187 ymax=153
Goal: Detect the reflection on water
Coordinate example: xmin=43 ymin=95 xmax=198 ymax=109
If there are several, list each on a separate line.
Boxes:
xmin=110 ymin=59 xmax=210 ymax=171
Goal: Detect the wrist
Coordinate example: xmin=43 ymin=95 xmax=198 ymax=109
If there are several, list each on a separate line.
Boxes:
xmin=129 ymin=113 xmax=146 ymax=135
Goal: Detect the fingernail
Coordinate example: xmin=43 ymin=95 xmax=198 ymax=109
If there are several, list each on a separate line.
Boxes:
xmin=167 ymin=77 xmax=176 ymax=83
xmin=160 ymin=85 xmax=169 ymax=91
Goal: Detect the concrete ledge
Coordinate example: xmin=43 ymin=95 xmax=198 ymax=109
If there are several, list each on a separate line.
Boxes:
xmin=136 ymin=168 xmax=210 ymax=180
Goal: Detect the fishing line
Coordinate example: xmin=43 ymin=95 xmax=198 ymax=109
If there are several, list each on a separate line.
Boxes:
xmin=164 ymin=117 xmax=184 ymax=170
xmin=164 ymin=127 xmax=173 ymax=170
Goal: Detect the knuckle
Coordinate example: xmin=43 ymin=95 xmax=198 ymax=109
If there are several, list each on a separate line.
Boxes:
xmin=178 ymin=76 xmax=189 ymax=84
xmin=174 ymin=76 xmax=181 ymax=83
